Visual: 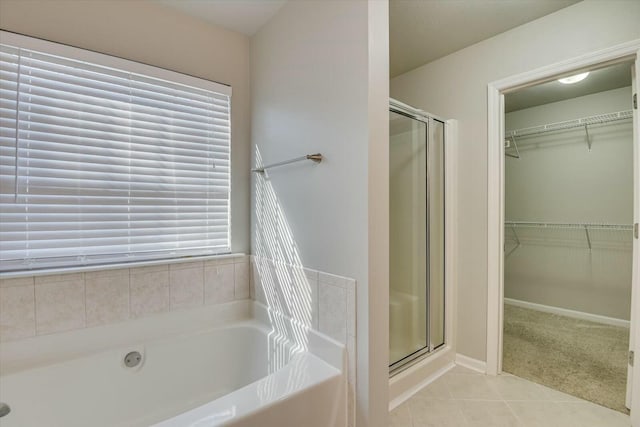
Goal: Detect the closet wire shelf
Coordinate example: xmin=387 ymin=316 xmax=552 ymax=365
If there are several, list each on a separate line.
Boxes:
xmin=505 ymin=110 xmax=633 ymax=139
xmin=504 ymin=221 xmax=633 ymax=256
xmin=505 ymin=110 xmax=633 ymax=157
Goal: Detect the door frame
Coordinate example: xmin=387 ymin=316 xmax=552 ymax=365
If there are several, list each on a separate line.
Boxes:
xmin=485 ymin=39 xmax=640 ymax=423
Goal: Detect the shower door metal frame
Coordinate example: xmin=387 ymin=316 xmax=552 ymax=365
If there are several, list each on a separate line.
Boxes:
xmin=389 ymin=100 xmax=446 ymax=375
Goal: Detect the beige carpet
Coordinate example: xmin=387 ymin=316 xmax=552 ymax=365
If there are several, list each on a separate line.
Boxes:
xmin=503 ymin=304 xmax=630 ymax=414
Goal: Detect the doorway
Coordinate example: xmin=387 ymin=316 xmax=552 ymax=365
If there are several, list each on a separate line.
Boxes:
xmin=502 ymin=61 xmax=634 ymax=413
xmin=486 ymin=42 xmax=640 ymax=425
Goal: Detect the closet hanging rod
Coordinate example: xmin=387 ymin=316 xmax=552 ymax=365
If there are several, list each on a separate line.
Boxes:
xmin=252 ymin=153 xmax=323 ymax=173
xmin=504 ymin=221 xmax=633 ymax=231
xmin=505 ymin=110 xmax=633 ymax=139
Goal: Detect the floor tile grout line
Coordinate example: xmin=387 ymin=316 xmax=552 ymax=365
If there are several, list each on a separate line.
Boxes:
xmin=453 ymin=398 xmax=524 ymax=402
xmin=396 ymin=369 xmax=631 ymax=427
xmin=407 ymin=398 xmax=415 ymax=427
xmin=503 ymin=399 xmax=530 ymax=427
xmin=442 ymin=375 xmax=454 ymax=400
xmin=455 ymin=400 xmax=473 ymax=427
xmin=31 ymin=281 xmax=37 ymax=336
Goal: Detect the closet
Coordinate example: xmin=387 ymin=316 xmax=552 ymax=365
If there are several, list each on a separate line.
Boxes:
xmin=503 ymin=62 xmax=634 ymax=414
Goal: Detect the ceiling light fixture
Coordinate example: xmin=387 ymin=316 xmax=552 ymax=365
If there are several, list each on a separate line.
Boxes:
xmin=558 ymin=72 xmax=590 ymax=84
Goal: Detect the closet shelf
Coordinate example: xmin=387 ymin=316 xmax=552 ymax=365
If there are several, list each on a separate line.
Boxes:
xmin=505 ymin=110 xmax=633 ymax=140
xmin=504 ymin=221 xmax=633 ymax=254
xmin=505 ymin=221 xmax=633 ymax=231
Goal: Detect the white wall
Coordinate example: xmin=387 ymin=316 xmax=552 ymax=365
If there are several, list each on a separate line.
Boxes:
xmin=506 ymin=86 xmax=633 ymax=223
xmin=0 ymin=0 xmax=251 ymax=254
xmin=391 ymin=0 xmax=640 ymax=361
xmin=250 ymin=1 xmax=389 ymax=426
xmin=251 ymin=1 xmax=368 ymax=278
xmin=504 ymin=87 xmax=634 ymax=320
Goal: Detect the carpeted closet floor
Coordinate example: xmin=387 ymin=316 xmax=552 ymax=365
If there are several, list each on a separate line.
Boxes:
xmin=503 ymin=304 xmax=630 ymax=414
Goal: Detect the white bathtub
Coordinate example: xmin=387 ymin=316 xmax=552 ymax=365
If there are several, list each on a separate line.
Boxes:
xmin=0 ymin=301 xmax=346 ymax=427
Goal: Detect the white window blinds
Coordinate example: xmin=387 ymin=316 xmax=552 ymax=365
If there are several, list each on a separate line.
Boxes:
xmin=0 ymin=33 xmax=231 ymax=272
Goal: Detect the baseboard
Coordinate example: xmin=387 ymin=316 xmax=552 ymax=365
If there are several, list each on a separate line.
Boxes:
xmin=455 ymin=353 xmax=487 ymax=374
xmin=389 ymin=359 xmax=455 ymax=411
xmin=504 ymin=298 xmax=630 ymax=328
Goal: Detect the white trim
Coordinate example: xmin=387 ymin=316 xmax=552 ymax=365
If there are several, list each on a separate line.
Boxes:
xmin=0 ymin=30 xmax=231 ymax=96
xmin=445 ymin=119 xmax=459 ymax=350
xmin=504 ymin=298 xmax=630 ymax=328
xmin=490 ymin=39 xmax=640 ymax=94
xmin=630 ymin=52 xmax=640 ymax=423
xmin=487 ymin=85 xmax=504 ymax=376
xmin=455 ymin=353 xmax=487 ymax=374
xmin=389 ymin=355 xmax=455 ymax=410
xmin=626 ymin=60 xmax=636 ymax=411
xmin=389 ymin=97 xmax=447 ymax=123
xmin=486 ymin=39 xmax=640 ymax=381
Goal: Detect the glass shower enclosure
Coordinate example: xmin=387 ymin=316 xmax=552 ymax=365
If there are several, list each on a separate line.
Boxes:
xmin=389 ymin=99 xmax=445 ymax=373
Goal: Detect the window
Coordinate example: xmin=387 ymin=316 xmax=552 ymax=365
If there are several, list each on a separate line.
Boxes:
xmin=0 ymin=31 xmax=231 ymax=272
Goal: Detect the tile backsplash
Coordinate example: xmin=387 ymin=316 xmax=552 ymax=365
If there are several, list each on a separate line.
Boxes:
xmin=0 ymin=255 xmax=250 ymax=342
xmin=251 ymin=255 xmax=357 ymax=427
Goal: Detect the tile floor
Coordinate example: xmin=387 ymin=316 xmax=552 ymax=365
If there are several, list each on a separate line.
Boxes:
xmin=389 ymin=365 xmax=631 ymax=427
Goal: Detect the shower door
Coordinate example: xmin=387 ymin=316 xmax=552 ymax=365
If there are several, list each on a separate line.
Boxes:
xmin=389 ymin=101 xmax=445 ymax=373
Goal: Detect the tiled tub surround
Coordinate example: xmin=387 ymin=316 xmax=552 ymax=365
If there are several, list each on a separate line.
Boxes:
xmin=0 ymin=300 xmax=346 ymax=427
xmin=1 ymin=254 xmax=353 ymax=426
xmin=0 ymin=255 xmax=250 ymax=342
xmin=250 ymin=255 xmax=357 ymax=427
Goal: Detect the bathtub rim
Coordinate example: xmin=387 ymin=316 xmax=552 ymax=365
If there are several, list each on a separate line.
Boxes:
xmin=151 ymin=351 xmax=344 ymax=427
xmin=0 ymin=299 xmax=345 ymax=376
xmin=0 ymin=300 xmax=252 ymax=375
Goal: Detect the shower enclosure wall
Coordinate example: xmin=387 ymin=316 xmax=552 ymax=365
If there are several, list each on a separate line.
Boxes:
xmin=389 ymin=99 xmax=445 ymax=373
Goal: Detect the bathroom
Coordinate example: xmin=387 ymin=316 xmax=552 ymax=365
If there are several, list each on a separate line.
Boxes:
xmin=0 ymin=1 xmax=639 ymax=426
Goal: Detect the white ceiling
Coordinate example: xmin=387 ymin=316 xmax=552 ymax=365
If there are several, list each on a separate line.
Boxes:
xmin=156 ymin=0 xmax=286 ymax=36
xmin=505 ymin=61 xmax=633 ymax=112
xmin=157 ymin=0 xmax=602 ymax=106
xmin=157 ymin=1 xmax=581 ymax=75
xmin=390 ymin=0 xmax=581 ymax=77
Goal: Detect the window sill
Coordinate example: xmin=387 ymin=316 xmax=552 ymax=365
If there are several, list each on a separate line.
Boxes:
xmin=0 ymin=253 xmax=248 ymax=280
